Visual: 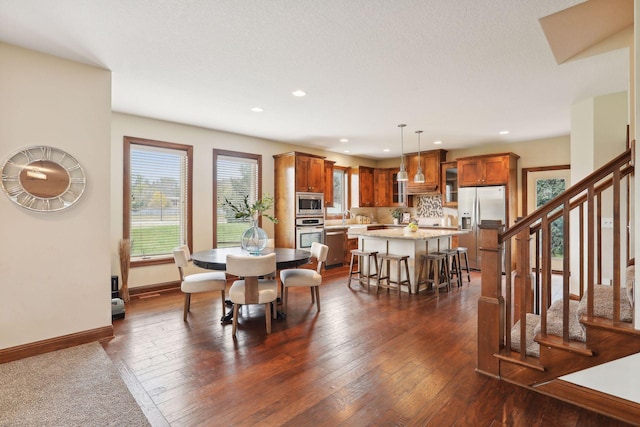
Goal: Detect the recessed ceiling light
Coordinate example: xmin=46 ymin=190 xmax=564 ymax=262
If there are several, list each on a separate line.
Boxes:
xmin=343 ymin=150 xmax=350 ymax=153
xmin=251 ymin=107 xmax=264 ymax=112
xmin=499 ymin=130 xmax=509 ymax=135
xmin=383 ymin=148 xmax=390 ymax=152
xmin=340 ymin=138 xmax=349 ymax=143
xmin=292 ymin=90 xmax=306 ymax=97
xmin=433 ymin=140 xmax=443 ymax=145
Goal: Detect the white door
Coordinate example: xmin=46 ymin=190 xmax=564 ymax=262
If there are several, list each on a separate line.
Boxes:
xmin=526 ymin=169 xmax=571 ymax=272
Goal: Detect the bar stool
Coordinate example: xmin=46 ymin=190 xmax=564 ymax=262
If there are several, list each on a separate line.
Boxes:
xmin=442 ymin=248 xmax=462 ymax=287
xmin=416 ymin=252 xmax=450 ymax=295
xmin=348 ymin=249 xmax=379 ymax=291
xmin=377 ymin=253 xmax=411 ymax=295
xmin=457 ymin=247 xmax=471 ymax=283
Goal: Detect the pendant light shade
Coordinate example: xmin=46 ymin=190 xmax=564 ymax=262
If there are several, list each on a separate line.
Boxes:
xmin=414 ymin=130 xmax=425 ymax=183
xmin=396 ymin=124 xmax=408 ymax=182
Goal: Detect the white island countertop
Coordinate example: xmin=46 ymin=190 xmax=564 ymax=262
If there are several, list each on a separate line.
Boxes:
xmin=356 ymin=228 xmax=468 ymax=240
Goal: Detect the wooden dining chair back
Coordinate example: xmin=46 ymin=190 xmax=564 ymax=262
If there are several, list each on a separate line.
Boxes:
xmin=226 ymin=252 xmax=278 ymax=336
xmin=173 ymin=245 xmax=227 ymax=321
xmin=279 ymin=242 xmax=329 ymax=315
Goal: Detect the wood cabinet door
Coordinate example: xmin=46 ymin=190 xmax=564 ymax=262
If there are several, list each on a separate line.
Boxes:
xmin=422 ymin=151 xmax=440 ymax=187
xmin=345 ymin=237 xmax=358 ymax=265
xmin=307 ymin=157 xmax=325 ymax=192
xmin=458 ymin=158 xmax=482 ymax=187
xmin=295 ymin=155 xmax=325 ymax=192
xmin=324 ymin=161 xmax=334 ymax=207
xmin=482 ymin=156 xmax=508 ymax=185
xmin=374 ymin=168 xmax=391 ymax=206
xmin=295 ymin=156 xmax=310 ymax=192
xmin=359 ymin=166 xmax=375 ymax=207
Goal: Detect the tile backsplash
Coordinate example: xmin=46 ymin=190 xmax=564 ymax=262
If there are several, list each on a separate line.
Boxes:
xmin=416 ymin=195 xmax=443 ymax=218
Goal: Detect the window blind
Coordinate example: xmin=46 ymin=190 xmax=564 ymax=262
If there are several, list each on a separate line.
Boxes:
xmin=129 ymin=144 xmax=188 ymax=258
xmin=216 ymin=154 xmax=259 ymax=247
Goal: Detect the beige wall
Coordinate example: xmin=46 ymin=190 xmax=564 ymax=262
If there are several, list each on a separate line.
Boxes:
xmin=0 ymin=43 xmax=112 ymax=349
xmin=569 ymin=91 xmax=630 ymax=293
xmin=111 ymin=113 xmax=375 ymax=289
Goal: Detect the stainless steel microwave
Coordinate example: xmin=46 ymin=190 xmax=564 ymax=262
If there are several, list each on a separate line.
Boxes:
xmin=295 ymin=192 xmax=324 ymax=217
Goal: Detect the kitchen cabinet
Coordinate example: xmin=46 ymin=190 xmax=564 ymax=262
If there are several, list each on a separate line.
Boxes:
xmin=457 ymin=153 xmax=518 ymax=187
xmin=441 ymin=161 xmax=458 ymax=207
xmin=295 ymin=154 xmax=325 ymax=192
xmin=406 ymin=149 xmax=447 ymax=194
xmin=374 ymin=168 xmax=391 ymax=206
xmin=324 ymin=160 xmax=335 ymax=207
xmin=345 ymin=233 xmax=358 ymax=265
xmin=350 ymin=166 xmax=375 ymax=207
xmin=273 ymin=151 xmax=327 ymax=249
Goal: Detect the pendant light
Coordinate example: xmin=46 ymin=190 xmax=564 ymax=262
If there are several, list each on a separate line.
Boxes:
xmin=414 ymin=130 xmax=425 ymax=183
xmin=396 ymin=124 xmax=408 ymax=181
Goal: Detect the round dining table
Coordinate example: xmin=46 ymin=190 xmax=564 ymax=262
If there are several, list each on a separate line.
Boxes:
xmin=191 ymin=247 xmax=311 ymax=271
xmin=190 ymin=247 xmax=311 ymax=322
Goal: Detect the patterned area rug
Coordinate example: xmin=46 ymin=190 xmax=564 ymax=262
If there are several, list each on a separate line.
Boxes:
xmin=0 ymin=342 xmax=150 ymax=426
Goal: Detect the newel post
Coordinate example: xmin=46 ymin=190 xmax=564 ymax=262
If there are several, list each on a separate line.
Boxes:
xmin=476 ymin=221 xmax=505 ymax=378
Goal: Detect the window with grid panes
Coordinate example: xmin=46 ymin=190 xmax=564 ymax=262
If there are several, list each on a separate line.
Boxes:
xmin=123 ymin=137 xmax=192 ymax=265
xmin=213 ymin=150 xmax=261 ymax=248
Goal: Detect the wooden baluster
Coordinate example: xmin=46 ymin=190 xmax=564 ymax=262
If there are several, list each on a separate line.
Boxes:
xmin=562 ymin=202 xmax=571 ymax=343
xmin=541 ymin=215 xmax=550 ymax=337
xmin=587 ymin=186 xmax=595 ymax=318
xmin=613 ymin=168 xmax=621 ymax=322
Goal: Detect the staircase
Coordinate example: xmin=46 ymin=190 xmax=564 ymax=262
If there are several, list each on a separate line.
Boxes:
xmin=476 ymin=141 xmax=639 ymax=424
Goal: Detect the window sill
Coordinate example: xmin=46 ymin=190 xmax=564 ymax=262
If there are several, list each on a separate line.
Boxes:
xmin=131 ymin=256 xmax=173 ymax=267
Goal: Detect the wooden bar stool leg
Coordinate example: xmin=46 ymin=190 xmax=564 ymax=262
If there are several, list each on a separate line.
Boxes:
xmin=348 ymin=251 xmax=357 ymax=288
xmin=372 ymin=255 xmax=379 ymax=289
xmin=434 ymin=258 xmax=440 ymax=296
xmin=404 ymin=258 xmax=411 ymax=295
xmin=443 ymin=258 xmax=451 ymax=291
xmin=396 ymin=260 xmax=402 ymax=296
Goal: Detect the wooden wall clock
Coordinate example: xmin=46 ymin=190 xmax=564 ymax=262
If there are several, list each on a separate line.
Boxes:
xmin=1 ymin=146 xmax=86 ymax=212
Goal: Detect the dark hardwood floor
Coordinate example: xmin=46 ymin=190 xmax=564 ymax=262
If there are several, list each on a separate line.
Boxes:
xmin=102 ymin=266 xmax=633 ymax=426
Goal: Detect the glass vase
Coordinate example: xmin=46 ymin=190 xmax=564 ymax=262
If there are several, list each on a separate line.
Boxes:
xmin=241 ymin=217 xmax=268 ymax=254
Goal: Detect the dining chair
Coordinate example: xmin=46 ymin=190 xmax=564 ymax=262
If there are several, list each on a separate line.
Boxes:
xmin=279 ymin=242 xmax=329 ymax=315
xmin=173 ymin=245 xmax=227 ymax=321
xmin=226 ymin=252 xmax=278 ymax=336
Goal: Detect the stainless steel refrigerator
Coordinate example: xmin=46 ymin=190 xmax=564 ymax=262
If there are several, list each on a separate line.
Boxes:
xmin=457 ymin=185 xmax=506 ymax=270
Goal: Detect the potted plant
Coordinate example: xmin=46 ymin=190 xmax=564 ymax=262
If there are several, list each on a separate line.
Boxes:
xmin=391 ymin=208 xmax=404 ymax=225
xmin=223 ymin=194 xmax=278 ymax=224
xmin=222 ymin=194 xmax=278 ymax=253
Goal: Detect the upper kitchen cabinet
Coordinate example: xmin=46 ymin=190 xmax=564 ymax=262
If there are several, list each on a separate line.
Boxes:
xmin=274 ymin=151 xmax=327 ymax=249
xmin=350 ymin=166 xmax=375 ymax=207
xmin=295 ymin=153 xmax=325 ymax=192
xmin=457 ymin=153 xmax=519 ymax=187
xmin=373 ymin=168 xmax=391 ymax=207
xmin=324 ymin=160 xmax=335 ymax=207
xmin=406 ymin=149 xmax=447 ymax=194
xmin=441 ymin=161 xmax=458 ymax=207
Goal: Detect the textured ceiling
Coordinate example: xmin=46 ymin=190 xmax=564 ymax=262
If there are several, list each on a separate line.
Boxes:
xmin=0 ymin=0 xmax=630 ymax=158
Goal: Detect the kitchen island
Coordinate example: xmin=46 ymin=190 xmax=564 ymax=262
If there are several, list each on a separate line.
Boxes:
xmin=355 ymin=227 xmax=469 ymax=293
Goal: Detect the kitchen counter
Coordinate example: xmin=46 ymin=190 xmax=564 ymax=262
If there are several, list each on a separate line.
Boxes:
xmin=358 ymin=228 xmax=466 ymax=240
xmin=357 ymin=228 xmax=468 ymax=293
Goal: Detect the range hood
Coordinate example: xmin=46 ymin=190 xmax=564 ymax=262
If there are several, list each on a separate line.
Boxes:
xmin=406 ymin=184 xmax=439 ymax=195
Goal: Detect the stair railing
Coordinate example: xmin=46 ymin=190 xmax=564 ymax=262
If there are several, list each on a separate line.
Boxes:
xmin=477 ymin=144 xmax=634 ymax=377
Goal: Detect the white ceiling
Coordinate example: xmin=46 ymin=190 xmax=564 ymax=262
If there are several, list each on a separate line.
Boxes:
xmin=0 ymin=0 xmax=630 ymax=159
